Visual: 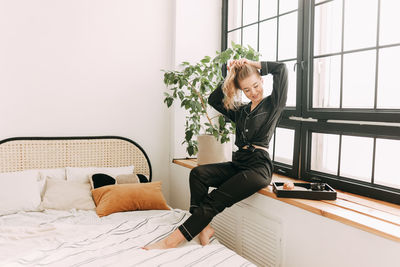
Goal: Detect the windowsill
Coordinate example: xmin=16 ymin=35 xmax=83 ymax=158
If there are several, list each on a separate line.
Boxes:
xmin=173 ymin=158 xmax=400 ymax=243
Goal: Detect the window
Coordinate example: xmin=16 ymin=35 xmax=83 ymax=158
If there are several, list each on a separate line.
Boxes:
xmin=222 ymin=0 xmax=400 ymax=204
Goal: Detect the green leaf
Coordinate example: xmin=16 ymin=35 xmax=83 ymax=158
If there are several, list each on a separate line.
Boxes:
xmin=218 ymin=116 xmax=226 ymax=129
xmin=164 ymin=97 xmax=173 ymax=108
xmin=195 ymin=102 xmax=203 ymax=112
xmin=232 ymin=41 xmax=241 ymax=49
xmin=178 ymin=79 xmax=184 ymax=89
xmin=185 ymin=100 xmax=191 ymax=110
xmin=192 ymin=78 xmax=199 ymax=87
xmin=185 ymin=130 xmax=193 ymax=142
xmin=180 ymin=99 xmax=186 ymax=108
xmin=187 ymin=145 xmax=194 ymax=156
xmin=201 ymin=56 xmax=211 ymax=64
xmin=178 ymin=91 xmax=184 ymax=100
xmin=212 ymin=129 xmax=219 ymax=139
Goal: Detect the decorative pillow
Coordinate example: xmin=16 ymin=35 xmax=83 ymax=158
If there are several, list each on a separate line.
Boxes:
xmin=0 ymin=170 xmax=42 ymax=215
xmin=115 ymin=174 xmax=139 ymax=184
xmin=37 ymin=168 xmax=66 ymax=197
xmin=66 ymin=166 xmax=134 ymax=183
xmin=136 ymin=174 xmax=150 ymax=183
xmin=41 ymin=178 xmax=95 ymax=210
xmin=38 ymin=168 xmax=66 ymax=180
xmin=90 ymin=173 xmax=116 ymax=189
xmin=92 ymin=181 xmax=169 ymax=217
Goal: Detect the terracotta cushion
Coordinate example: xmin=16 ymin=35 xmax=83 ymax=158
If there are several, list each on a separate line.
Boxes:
xmin=91 ymin=181 xmax=169 ymax=217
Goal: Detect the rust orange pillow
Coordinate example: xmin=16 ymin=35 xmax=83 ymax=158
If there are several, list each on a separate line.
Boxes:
xmin=91 ymin=181 xmax=169 ymax=217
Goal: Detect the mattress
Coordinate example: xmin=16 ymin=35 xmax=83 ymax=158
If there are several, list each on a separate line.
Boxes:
xmin=0 ymin=209 xmax=255 ymax=267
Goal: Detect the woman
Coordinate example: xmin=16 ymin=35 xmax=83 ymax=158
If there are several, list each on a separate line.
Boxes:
xmin=144 ymin=59 xmax=288 ymax=250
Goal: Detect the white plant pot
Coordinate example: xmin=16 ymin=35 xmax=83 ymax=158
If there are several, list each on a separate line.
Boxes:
xmin=197 ymin=134 xmax=232 ymax=165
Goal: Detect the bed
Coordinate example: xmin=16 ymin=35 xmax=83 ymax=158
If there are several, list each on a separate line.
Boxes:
xmin=0 ymin=136 xmax=255 ymax=267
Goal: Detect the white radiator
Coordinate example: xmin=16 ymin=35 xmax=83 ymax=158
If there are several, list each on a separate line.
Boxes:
xmin=212 ymin=202 xmax=283 ymax=267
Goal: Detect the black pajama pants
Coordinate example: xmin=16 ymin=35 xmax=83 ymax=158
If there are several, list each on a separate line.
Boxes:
xmin=178 ymin=149 xmax=273 ymax=241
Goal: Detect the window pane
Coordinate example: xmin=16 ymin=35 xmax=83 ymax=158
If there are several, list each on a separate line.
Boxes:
xmin=259 ymin=19 xmax=277 ymax=61
xmin=344 ymin=0 xmax=378 ymax=51
xmin=243 ymin=0 xmax=259 ymax=26
xmin=262 ymin=75 xmax=273 ymax=98
xmin=278 ymin=12 xmax=298 ymax=60
xmin=242 ymin=24 xmax=258 ymax=51
xmin=375 ymin=138 xmax=400 ymax=189
xmin=377 ymin=46 xmax=400 ymax=109
xmin=313 ymin=55 xmax=341 ymax=108
xmin=311 ymin=133 xmax=339 ymax=175
xmin=228 ymin=29 xmax=242 ymax=48
xmin=342 ymin=50 xmax=376 ymax=108
xmin=314 ymin=0 xmax=342 ymax=56
xmin=269 ymin=133 xmax=275 ymax=160
xmin=379 ymin=0 xmax=400 ymax=45
xmin=285 ymin=60 xmax=296 ymax=107
xmin=279 ymin=0 xmax=298 ymax=14
xmin=260 ymin=0 xmax=277 ymax=20
xmin=340 ymin=135 xmax=373 ymax=182
xmin=228 ymin=0 xmax=242 ymax=30
xmin=274 ymin=127 xmax=294 ymax=165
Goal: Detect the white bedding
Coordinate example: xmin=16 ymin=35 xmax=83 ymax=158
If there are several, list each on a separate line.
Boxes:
xmin=0 ymin=209 xmax=255 ymax=267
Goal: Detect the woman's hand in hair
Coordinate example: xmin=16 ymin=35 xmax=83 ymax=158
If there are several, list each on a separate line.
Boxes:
xmin=227 ymin=59 xmax=261 ymax=71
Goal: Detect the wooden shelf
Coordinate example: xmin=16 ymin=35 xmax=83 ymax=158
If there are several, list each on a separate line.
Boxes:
xmin=173 ymin=158 xmax=400 ymax=243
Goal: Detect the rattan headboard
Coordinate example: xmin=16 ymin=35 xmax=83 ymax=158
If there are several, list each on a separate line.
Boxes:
xmin=0 ymin=136 xmax=152 ymax=181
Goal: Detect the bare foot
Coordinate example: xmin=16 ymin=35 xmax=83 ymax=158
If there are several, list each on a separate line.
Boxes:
xmin=143 ymin=229 xmax=185 ymax=250
xmin=199 ymin=224 xmax=215 ymax=246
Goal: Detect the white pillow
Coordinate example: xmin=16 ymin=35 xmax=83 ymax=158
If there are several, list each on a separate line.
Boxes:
xmin=38 ymin=168 xmax=66 ymax=180
xmin=0 ymin=170 xmax=42 ymax=215
xmin=66 ymin=166 xmax=134 ymax=183
xmin=37 ymin=168 xmax=66 ymax=197
xmin=41 ymin=178 xmax=95 ymax=210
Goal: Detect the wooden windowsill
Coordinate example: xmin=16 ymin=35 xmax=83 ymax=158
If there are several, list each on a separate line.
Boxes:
xmin=173 ymin=158 xmax=400 ymax=243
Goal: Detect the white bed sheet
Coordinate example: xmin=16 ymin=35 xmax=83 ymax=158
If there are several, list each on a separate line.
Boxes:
xmin=0 ymin=209 xmax=255 ymax=267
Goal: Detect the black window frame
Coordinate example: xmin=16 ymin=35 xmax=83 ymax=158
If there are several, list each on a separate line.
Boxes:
xmin=300 ymin=121 xmax=400 ymax=204
xmin=303 ymin=0 xmax=400 ymax=123
xmin=221 ymin=0 xmax=400 ymax=205
xmin=272 ymin=118 xmax=302 ymax=178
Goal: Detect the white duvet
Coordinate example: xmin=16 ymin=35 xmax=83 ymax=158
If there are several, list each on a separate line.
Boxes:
xmin=0 ymin=209 xmax=255 ymax=267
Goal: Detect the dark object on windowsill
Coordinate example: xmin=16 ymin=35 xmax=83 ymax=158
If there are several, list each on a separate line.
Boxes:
xmin=272 ymin=182 xmax=337 ymax=200
xmin=310 ymin=182 xmax=326 ymax=191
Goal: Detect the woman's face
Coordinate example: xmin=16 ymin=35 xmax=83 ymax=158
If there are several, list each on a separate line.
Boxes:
xmin=238 ymin=74 xmax=264 ymax=104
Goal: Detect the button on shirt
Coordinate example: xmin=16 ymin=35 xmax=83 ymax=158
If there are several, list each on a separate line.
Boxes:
xmin=208 ymin=61 xmax=288 ymax=149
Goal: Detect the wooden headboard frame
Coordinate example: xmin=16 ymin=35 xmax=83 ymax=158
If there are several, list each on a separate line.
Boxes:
xmin=0 ymin=136 xmax=152 ymax=182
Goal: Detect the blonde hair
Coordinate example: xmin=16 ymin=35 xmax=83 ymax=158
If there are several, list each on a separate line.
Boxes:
xmin=222 ymin=63 xmax=261 ymax=110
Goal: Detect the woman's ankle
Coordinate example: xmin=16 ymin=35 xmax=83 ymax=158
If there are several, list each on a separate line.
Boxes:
xmin=165 ymin=229 xmax=186 ymax=248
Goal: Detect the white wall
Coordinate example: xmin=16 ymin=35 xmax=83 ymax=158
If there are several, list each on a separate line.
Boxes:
xmin=0 ymin=0 xmax=174 ymax=199
xmin=168 ymin=0 xmax=221 ymax=208
xmin=171 ymin=0 xmax=222 ymax=159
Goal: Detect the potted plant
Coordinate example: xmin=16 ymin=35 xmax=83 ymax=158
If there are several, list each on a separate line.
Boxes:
xmin=163 ymin=43 xmax=260 ymax=163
